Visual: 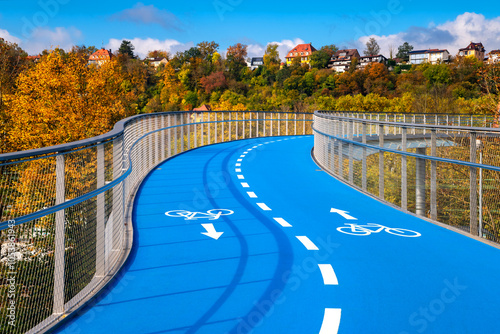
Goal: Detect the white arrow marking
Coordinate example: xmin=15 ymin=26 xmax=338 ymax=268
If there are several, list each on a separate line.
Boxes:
xmin=330 ymin=208 xmax=357 ymax=220
xmin=201 ymin=224 xmax=223 ymax=240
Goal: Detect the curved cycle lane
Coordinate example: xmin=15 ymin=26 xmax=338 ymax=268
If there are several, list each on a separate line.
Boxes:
xmin=55 ymin=135 xmax=500 ymax=334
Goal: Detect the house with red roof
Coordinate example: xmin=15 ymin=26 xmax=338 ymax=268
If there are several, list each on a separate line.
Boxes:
xmin=487 ymin=50 xmax=500 ymax=64
xmin=285 ymin=43 xmax=317 ymax=66
xmin=458 ymin=42 xmax=485 ymax=61
xmin=88 ymin=48 xmax=113 ymax=66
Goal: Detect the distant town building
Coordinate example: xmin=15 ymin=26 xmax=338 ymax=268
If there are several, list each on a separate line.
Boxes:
xmin=193 ymin=104 xmax=211 ymax=112
xmin=328 ymin=49 xmax=360 ymax=73
xmin=285 ymin=43 xmax=317 ymax=66
xmin=89 ymin=48 xmax=113 ymax=66
xmin=27 ymin=55 xmax=41 ymax=62
xmin=248 ymin=57 xmax=264 ymax=70
xmin=146 ymin=57 xmax=168 ymax=68
xmin=487 ymin=50 xmax=500 ymax=64
xmin=358 ymin=55 xmax=388 ymax=69
xmin=409 ymin=49 xmax=450 ymax=65
xmin=458 ymin=42 xmax=485 ymax=60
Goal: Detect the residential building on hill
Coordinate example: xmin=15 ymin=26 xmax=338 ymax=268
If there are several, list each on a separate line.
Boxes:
xmin=487 ymin=50 xmax=500 ymax=64
xmin=248 ymin=57 xmax=264 ymax=70
xmin=147 ymin=57 xmax=168 ymax=68
xmin=88 ymin=48 xmax=113 ymax=66
xmin=458 ymin=42 xmax=485 ymax=60
xmin=285 ymin=43 xmax=317 ymax=66
xmin=328 ymin=49 xmax=360 ymax=73
xmin=409 ymin=49 xmax=450 ymax=65
xmin=27 ymin=55 xmax=41 ymax=62
xmin=358 ymin=55 xmax=388 ymax=69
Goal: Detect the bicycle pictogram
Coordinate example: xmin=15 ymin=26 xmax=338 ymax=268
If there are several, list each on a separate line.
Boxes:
xmin=337 ymin=223 xmax=421 ymax=237
xmin=165 ymin=209 xmax=234 ymax=220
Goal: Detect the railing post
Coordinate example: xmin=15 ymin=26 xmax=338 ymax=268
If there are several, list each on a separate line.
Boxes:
xmin=181 ymin=114 xmax=185 ymax=152
xmin=278 ymin=113 xmax=281 ymax=136
xmin=194 ymin=114 xmax=198 ymax=148
xmin=243 ymin=112 xmax=246 ymax=139
xmin=222 ymin=112 xmax=225 ymax=142
xmin=294 ymin=113 xmax=297 ymax=136
xmin=53 ymin=154 xmax=65 ymax=314
xmin=362 ymin=122 xmax=367 ymax=190
xmin=430 ymin=130 xmax=437 ymax=220
xmin=348 ymin=120 xmax=353 ymax=183
xmin=401 ymin=127 xmax=407 ymax=211
xmin=208 ymin=113 xmax=211 ymax=145
xmin=174 ymin=115 xmax=178 ymax=155
xmin=415 ymin=147 xmax=427 ymax=216
xmin=236 ymin=112 xmax=239 ymax=139
xmin=96 ymin=143 xmax=105 ymax=276
xmin=214 ymin=112 xmax=218 ymax=143
xmin=303 ymin=113 xmax=306 ymax=135
xmin=112 ymin=137 xmax=123 ymax=252
xmin=229 ymin=112 xmax=232 ymax=141
xmin=379 ymin=124 xmax=384 ymax=200
xmin=161 ymin=115 xmax=166 ymax=160
xmin=338 ymin=119 xmax=343 ymax=177
xmin=470 ymin=132 xmax=479 ymax=235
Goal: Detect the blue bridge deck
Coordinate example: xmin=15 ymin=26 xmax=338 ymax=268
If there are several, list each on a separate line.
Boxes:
xmin=54 ymin=136 xmax=500 ymax=334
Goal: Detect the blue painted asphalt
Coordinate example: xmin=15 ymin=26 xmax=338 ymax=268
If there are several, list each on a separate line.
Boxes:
xmin=54 ymin=136 xmax=500 ymax=334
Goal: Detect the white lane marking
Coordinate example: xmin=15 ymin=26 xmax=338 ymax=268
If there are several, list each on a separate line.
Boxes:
xmin=252 ymin=146 xmax=258 ymax=148
xmin=257 ymin=203 xmax=272 ymax=211
xmin=273 ymin=217 xmax=292 ymax=227
xmin=244 ymin=151 xmax=249 ymax=154
xmin=236 ymin=163 xmax=241 ymax=166
xmin=247 ymin=192 xmax=258 ymax=198
xmin=319 ymin=308 xmax=341 ymax=334
xmin=258 ymin=144 xmax=263 ymax=146
xmin=240 ymin=155 xmax=246 ymax=158
xmin=318 ymin=264 xmax=339 ymax=285
xmin=237 ymin=175 xmax=245 ymax=179
xmin=330 ymin=208 xmax=357 ymax=220
xmin=237 ymin=159 xmax=242 ymax=162
xmin=296 ymin=236 xmax=319 ymax=250
xmin=241 ymin=182 xmax=250 ymax=188
xmin=235 ymin=168 xmax=241 ymax=172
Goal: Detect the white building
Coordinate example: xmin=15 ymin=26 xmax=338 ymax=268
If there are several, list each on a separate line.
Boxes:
xmin=409 ymin=49 xmax=450 ymax=65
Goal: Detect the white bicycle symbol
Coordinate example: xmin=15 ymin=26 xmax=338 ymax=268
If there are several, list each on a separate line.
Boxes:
xmin=337 ymin=223 xmax=421 ymax=237
xmin=165 ymin=209 xmax=234 ymax=220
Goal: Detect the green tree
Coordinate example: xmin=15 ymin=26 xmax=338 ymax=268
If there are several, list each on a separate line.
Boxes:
xmin=263 ymin=44 xmax=280 ymax=70
xmin=364 ymin=38 xmax=380 ymax=56
xmin=310 ymin=49 xmax=331 ymax=69
xmin=396 ymin=42 xmax=414 ymax=62
xmin=320 ymin=44 xmax=339 ymax=58
xmin=118 ymin=40 xmax=136 ymax=59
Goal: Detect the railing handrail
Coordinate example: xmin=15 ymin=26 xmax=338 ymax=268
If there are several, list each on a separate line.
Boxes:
xmin=0 ymin=111 xmax=312 ymax=162
xmin=315 ymin=111 xmax=500 ymax=133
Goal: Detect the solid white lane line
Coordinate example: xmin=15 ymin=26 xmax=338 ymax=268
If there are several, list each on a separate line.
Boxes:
xmin=319 ymin=308 xmax=341 ymax=334
xmin=237 ymin=175 xmax=245 ymax=179
xmin=296 ymin=236 xmax=319 ymax=250
xmin=237 ymin=159 xmax=242 ymax=162
xmin=235 ymin=163 xmax=241 ymax=166
xmin=273 ymin=217 xmax=292 ymax=227
xmin=241 ymin=182 xmax=250 ymax=188
xmin=318 ymin=264 xmax=339 ymax=285
xmin=247 ymin=192 xmax=258 ymax=198
xmin=257 ymin=203 xmax=272 ymax=211
xmin=235 ymin=168 xmax=241 ymax=172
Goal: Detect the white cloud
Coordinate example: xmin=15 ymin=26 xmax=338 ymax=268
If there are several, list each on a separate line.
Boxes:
xmin=107 ymin=37 xmax=193 ymax=58
xmin=355 ymin=13 xmax=500 ymax=57
xmin=110 ymin=3 xmax=183 ymax=31
xmin=247 ymin=38 xmax=305 ymax=61
xmin=0 ymin=28 xmax=21 ymax=45
xmin=22 ymin=27 xmax=82 ymax=54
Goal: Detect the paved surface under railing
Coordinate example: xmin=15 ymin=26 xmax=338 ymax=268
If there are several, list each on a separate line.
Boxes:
xmin=53 ymin=136 xmax=500 ymax=334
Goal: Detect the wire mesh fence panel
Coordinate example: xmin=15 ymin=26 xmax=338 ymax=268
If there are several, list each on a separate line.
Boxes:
xmin=383 ymin=151 xmax=403 ymax=208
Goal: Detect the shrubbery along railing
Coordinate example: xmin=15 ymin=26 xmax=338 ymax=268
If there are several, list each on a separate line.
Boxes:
xmin=0 ymin=111 xmax=313 ymax=334
xmin=313 ymin=111 xmax=500 ymax=244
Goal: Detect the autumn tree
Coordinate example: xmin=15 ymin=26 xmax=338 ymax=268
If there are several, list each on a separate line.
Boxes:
xmin=263 ymin=44 xmax=280 ymax=70
xmin=320 ymin=45 xmax=339 ymax=58
xmin=200 ymin=71 xmax=227 ymax=94
xmin=364 ymin=38 xmax=381 ymax=56
xmin=147 ymin=50 xmax=170 ymax=59
xmin=226 ymin=43 xmax=248 ymax=80
xmin=197 ymin=41 xmax=219 ymax=61
xmin=310 ymin=49 xmax=331 ymax=69
xmin=71 ymin=45 xmax=98 ymax=60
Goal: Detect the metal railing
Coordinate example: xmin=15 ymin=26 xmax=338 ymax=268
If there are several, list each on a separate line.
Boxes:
xmin=0 ymin=111 xmax=314 ymax=334
xmin=313 ymin=111 xmax=500 ymax=244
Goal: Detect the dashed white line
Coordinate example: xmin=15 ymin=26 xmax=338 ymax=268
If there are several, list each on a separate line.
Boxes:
xmin=241 ymin=182 xmax=250 ymax=188
xmin=240 ymin=155 xmax=246 ymax=158
xmin=235 ymin=163 xmax=241 ymax=166
xmin=256 ymin=203 xmax=272 ymax=211
xmin=237 ymin=175 xmax=245 ymax=179
xmin=247 ymin=192 xmax=258 ymax=198
xmin=296 ymin=236 xmax=319 ymax=250
xmin=318 ymin=264 xmax=339 ymax=285
xmin=319 ymin=308 xmax=341 ymax=334
xmin=235 ymin=168 xmax=241 ymax=172
xmin=273 ymin=217 xmax=292 ymax=227
xmin=237 ymin=159 xmax=242 ymax=162
xmin=244 ymin=151 xmax=249 ymax=153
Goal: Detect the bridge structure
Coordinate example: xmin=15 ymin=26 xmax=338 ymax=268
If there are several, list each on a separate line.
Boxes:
xmin=0 ymin=111 xmax=499 ymax=333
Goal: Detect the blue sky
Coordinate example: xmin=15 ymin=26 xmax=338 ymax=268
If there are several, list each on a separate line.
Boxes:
xmin=1 ymin=0 xmax=499 ymax=60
